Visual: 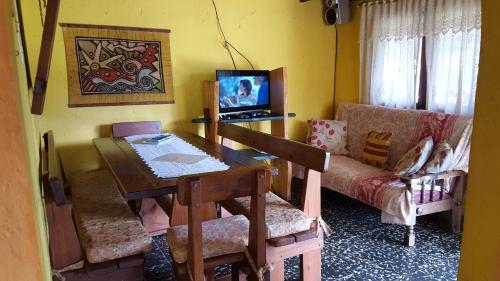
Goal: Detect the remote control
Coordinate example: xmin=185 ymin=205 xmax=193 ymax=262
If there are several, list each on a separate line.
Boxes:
xmin=145 ymin=134 xmax=173 ymax=143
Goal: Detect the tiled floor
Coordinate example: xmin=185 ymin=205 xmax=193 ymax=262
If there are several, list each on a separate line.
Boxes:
xmin=144 ymin=179 xmax=461 ymax=281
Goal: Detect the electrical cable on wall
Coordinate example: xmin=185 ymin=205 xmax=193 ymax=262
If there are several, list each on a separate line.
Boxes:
xmin=210 ymin=0 xmax=255 ymax=70
xmin=37 ymin=0 xmax=47 ymax=26
xmin=333 ymin=24 xmax=338 ymax=116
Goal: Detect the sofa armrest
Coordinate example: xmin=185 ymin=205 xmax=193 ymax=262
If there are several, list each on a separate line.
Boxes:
xmin=400 ymin=170 xmax=466 ymax=186
xmin=400 ymin=170 xmax=467 ymax=205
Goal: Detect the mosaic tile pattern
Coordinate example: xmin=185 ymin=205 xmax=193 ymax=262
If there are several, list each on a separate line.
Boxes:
xmin=144 ymin=179 xmax=461 ymax=280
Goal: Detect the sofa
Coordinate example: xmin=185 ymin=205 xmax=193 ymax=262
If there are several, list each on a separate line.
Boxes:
xmin=293 ymin=103 xmax=472 ymax=246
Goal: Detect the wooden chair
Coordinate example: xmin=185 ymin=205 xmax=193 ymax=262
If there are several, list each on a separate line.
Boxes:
xmin=217 ymin=123 xmax=330 ymax=280
xmin=111 ymin=121 xmax=162 ymax=138
xmin=167 ymin=168 xmax=271 ymax=281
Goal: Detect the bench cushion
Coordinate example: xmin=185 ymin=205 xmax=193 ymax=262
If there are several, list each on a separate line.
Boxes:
xmin=71 ymin=170 xmax=152 ymax=264
xmin=167 ymin=215 xmax=249 ymax=264
xmin=223 ymin=192 xmax=312 ymax=239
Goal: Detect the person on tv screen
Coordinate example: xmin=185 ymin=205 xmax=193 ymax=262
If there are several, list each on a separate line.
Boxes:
xmin=254 ymin=76 xmax=269 ymax=105
xmin=223 ymin=79 xmax=257 ymax=107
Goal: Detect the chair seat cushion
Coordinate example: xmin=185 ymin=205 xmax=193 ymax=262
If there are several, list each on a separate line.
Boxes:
xmin=223 ymin=192 xmax=312 ymax=239
xmin=166 ymin=215 xmax=249 ymax=264
xmin=71 ymin=169 xmax=152 ymax=264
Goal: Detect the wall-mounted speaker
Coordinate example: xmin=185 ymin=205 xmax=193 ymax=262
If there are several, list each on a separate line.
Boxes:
xmin=324 ymin=0 xmax=351 ymax=25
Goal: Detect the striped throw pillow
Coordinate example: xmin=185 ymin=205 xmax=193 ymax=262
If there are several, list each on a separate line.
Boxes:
xmin=362 ymin=131 xmax=392 ymax=168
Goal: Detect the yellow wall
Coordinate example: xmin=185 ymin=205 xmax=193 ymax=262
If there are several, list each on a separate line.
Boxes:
xmin=14 ymin=0 xmax=500 ymax=279
xmin=458 ymin=1 xmax=500 ymax=280
xmin=0 ymin=1 xmax=50 ymax=280
xmin=20 ymin=0 xmax=348 ymax=177
xmin=334 ymin=4 xmax=361 ymax=113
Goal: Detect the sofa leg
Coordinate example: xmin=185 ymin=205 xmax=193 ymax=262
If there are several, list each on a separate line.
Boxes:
xmin=451 ymin=175 xmax=467 ymax=234
xmin=404 ymin=225 xmax=415 ymax=247
xmin=451 ymin=204 xmax=464 ymax=234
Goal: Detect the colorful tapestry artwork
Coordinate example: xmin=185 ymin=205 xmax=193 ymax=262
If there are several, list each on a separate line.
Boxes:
xmin=77 ymin=38 xmax=165 ymax=94
xmin=61 ymin=24 xmax=174 ymax=107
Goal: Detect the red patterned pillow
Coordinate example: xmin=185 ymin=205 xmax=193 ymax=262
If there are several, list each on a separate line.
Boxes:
xmin=394 ymin=136 xmax=434 ymax=176
xmin=419 ymin=142 xmax=454 ymax=174
xmin=306 ymin=120 xmax=348 ymax=155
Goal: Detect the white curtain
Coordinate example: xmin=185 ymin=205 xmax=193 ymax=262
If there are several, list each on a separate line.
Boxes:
xmin=359 ymin=0 xmax=426 ymax=109
xmin=359 ymin=0 xmax=482 ymax=116
xmin=425 ymin=0 xmax=481 ymax=117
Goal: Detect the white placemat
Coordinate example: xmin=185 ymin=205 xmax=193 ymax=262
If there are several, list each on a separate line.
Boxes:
xmin=125 ymin=134 xmax=230 ymax=178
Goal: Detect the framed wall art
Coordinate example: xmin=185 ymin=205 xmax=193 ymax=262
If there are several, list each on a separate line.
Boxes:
xmin=60 ymin=24 xmax=174 ymax=107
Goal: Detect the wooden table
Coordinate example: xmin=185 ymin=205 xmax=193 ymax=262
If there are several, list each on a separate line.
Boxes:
xmin=93 ymin=132 xmax=267 ymax=202
xmin=94 ymin=132 xmax=271 ymax=228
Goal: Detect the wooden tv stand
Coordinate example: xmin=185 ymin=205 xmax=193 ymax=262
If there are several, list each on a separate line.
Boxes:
xmin=199 ymin=67 xmax=292 ymax=199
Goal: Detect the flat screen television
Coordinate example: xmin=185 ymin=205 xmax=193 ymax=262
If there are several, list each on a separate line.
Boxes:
xmin=216 ymin=70 xmax=270 ymax=114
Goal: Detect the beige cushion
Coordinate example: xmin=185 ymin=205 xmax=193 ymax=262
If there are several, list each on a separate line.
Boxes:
xmin=71 ymin=170 xmax=152 ymax=264
xmin=167 ymin=215 xmax=249 ymax=264
xmin=223 ymin=192 xmax=312 ymax=239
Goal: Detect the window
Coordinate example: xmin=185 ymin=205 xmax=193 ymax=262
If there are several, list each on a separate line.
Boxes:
xmin=359 ymin=0 xmax=481 ymax=117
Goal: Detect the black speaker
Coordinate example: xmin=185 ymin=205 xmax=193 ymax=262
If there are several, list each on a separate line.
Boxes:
xmin=324 ymin=0 xmax=351 ymax=25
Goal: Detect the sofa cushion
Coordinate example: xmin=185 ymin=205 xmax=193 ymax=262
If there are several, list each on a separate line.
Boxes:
xmin=394 ymin=136 xmax=434 ymax=176
xmin=223 ymin=192 xmax=311 ymax=239
xmin=307 ymin=119 xmax=349 ymax=155
xmin=362 ymin=131 xmax=392 ymax=168
xmin=420 ymin=142 xmax=454 ymax=174
xmin=166 ymin=215 xmax=249 ymax=264
xmin=71 ymin=170 xmax=152 ymax=264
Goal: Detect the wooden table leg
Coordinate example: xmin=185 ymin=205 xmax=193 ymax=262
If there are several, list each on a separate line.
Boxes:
xmin=300 ymin=249 xmax=321 ymax=281
xmin=270 ymin=259 xmax=285 ymax=281
xmin=139 ymin=198 xmax=169 ymax=234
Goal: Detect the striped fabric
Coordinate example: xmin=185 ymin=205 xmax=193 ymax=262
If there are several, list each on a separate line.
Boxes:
xmin=362 ymin=131 xmax=392 ymax=168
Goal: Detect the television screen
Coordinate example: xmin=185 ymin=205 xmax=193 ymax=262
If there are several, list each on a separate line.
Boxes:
xmin=216 ymin=70 xmax=270 ymax=113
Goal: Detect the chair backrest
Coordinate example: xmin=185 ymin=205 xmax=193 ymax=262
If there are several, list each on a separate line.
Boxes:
xmin=43 ymin=130 xmax=66 ymax=205
xmin=111 ymin=121 xmax=162 ymax=138
xmin=218 ymin=122 xmax=330 ymax=172
xmin=177 ymin=167 xmax=270 ymax=280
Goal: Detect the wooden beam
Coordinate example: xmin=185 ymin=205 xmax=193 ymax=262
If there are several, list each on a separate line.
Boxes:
xmin=31 ymin=0 xmax=60 ymax=115
xmin=44 ymin=195 xmax=84 ymax=270
xmin=177 ymin=168 xmax=271 ymax=205
xmin=218 ymin=122 xmax=330 ymax=172
xmin=203 ymin=81 xmax=220 ymax=143
xmin=269 ymin=67 xmax=292 ymax=199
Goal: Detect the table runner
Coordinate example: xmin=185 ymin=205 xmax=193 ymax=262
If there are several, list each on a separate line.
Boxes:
xmin=125 ymin=134 xmax=229 ymax=178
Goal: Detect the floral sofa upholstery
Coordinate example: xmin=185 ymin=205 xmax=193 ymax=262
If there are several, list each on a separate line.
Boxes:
xmin=293 ymin=103 xmax=472 ymax=245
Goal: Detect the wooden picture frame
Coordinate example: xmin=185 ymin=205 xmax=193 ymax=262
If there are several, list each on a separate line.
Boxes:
xmin=60 ymin=24 xmax=174 ymax=107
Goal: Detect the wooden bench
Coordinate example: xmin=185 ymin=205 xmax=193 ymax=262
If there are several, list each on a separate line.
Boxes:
xmin=42 ymin=131 xmax=152 ymax=281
